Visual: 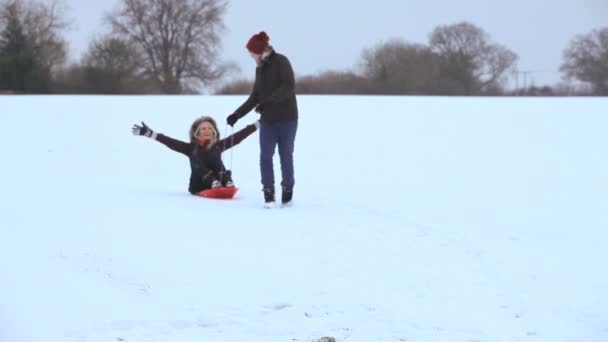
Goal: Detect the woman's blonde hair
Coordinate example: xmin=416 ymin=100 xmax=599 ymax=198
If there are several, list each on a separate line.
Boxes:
xmin=189 ymin=116 xmax=220 ymax=145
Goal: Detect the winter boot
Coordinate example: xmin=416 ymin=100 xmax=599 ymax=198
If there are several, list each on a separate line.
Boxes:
xmin=263 ymin=187 xmax=275 ymax=207
xmin=202 ymin=171 xmax=221 ymax=189
xmin=221 ymin=170 xmax=234 ymax=187
xmin=281 ymin=186 xmax=293 ymax=206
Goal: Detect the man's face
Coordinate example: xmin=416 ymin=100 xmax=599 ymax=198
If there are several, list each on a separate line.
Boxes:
xmin=249 ymin=51 xmax=261 ymax=64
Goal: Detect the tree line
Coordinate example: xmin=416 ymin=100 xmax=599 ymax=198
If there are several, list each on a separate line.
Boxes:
xmin=0 ymin=0 xmax=606 ymax=96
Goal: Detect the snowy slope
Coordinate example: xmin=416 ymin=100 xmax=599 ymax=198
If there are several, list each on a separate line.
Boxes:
xmin=1 ymin=95 xmax=607 ymax=342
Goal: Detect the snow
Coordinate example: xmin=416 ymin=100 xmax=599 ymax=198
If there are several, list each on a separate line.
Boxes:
xmin=1 ymin=95 xmax=607 ymax=342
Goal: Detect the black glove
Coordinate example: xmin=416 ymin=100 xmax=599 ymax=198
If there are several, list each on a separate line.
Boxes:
xmin=226 ymin=113 xmax=239 ymax=127
xmin=132 ymin=121 xmax=155 ymax=138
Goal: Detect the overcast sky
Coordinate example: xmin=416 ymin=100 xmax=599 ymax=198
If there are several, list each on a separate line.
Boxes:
xmin=62 ymin=0 xmax=607 ymax=88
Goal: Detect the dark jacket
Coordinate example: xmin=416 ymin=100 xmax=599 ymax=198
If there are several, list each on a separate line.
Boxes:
xmin=155 ymin=124 xmax=257 ymax=194
xmin=233 ymin=49 xmax=298 ymax=123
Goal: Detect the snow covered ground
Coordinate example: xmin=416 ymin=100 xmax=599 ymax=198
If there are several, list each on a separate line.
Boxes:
xmin=0 ymin=95 xmax=607 ymax=342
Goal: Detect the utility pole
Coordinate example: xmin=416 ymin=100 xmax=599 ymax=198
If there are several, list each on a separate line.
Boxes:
xmin=513 ymin=70 xmax=536 ymax=94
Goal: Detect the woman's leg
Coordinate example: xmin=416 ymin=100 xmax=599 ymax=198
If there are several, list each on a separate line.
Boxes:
xmin=190 ymin=158 xmax=220 ymax=191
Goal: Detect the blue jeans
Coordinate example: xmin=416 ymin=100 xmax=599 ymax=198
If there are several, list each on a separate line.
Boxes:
xmin=259 ymin=120 xmax=298 ymax=190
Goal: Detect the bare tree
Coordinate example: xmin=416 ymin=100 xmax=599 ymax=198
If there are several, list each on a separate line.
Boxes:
xmin=80 ymin=36 xmax=146 ymax=93
xmin=107 ymin=0 xmax=229 ymax=94
xmin=296 ymin=70 xmax=372 ymax=95
xmin=360 ymin=39 xmax=439 ymax=95
xmin=83 ymin=37 xmax=140 ymax=77
xmin=214 ymin=78 xmax=253 ymax=95
xmin=429 ymin=22 xmax=517 ymax=95
xmin=560 ymin=27 xmax=608 ymax=95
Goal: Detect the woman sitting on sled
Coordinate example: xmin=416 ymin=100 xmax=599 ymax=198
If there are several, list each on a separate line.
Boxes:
xmin=132 ymin=116 xmax=259 ymax=195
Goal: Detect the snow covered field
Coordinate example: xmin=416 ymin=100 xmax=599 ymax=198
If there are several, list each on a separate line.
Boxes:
xmin=0 ymin=95 xmax=607 ymax=342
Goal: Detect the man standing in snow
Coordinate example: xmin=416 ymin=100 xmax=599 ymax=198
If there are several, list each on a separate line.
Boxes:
xmin=226 ymin=31 xmax=299 ymax=207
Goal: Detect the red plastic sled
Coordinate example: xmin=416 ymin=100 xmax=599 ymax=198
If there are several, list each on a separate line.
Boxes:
xmin=197 ymin=187 xmax=239 ymax=199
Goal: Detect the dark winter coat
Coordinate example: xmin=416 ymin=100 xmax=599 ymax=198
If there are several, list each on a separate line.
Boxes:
xmin=233 ymin=49 xmax=298 ymax=123
xmin=155 ymin=124 xmax=257 ymax=194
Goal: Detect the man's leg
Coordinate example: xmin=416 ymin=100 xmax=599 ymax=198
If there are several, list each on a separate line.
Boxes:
xmin=259 ymin=122 xmax=279 ymax=191
xmin=278 ymin=120 xmax=298 ymax=202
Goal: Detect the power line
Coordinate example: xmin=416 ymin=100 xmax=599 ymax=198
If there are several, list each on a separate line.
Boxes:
xmin=513 ymin=69 xmax=561 ymax=89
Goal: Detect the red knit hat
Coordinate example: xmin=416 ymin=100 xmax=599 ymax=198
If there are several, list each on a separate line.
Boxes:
xmin=246 ymin=31 xmax=270 ymax=55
